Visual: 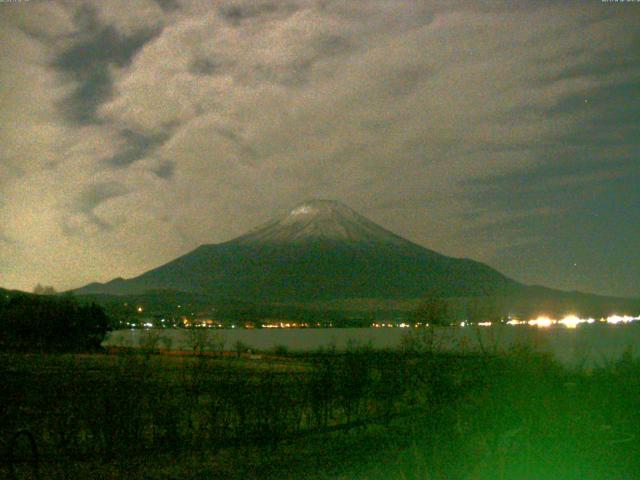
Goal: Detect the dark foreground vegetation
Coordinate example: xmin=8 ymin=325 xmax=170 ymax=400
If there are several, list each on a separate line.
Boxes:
xmin=0 ymin=292 xmax=110 ymax=352
xmin=2 ymin=339 xmax=640 ymax=480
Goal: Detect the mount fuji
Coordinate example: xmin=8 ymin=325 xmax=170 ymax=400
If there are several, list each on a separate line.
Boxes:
xmin=75 ymin=200 xmax=518 ymax=300
xmin=73 ymin=200 xmax=638 ymax=316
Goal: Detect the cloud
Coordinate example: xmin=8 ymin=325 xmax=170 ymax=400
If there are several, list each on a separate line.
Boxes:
xmin=52 ymin=5 xmax=160 ymax=124
xmin=0 ymin=0 xmax=638 ymax=296
xmin=67 ymin=181 xmax=130 ymax=232
xmin=154 ymin=0 xmax=181 ymax=13
xmin=105 ymin=128 xmax=172 ymax=168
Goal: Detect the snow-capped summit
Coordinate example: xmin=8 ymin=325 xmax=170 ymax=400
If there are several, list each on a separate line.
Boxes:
xmin=234 ymin=199 xmax=409 ymax=245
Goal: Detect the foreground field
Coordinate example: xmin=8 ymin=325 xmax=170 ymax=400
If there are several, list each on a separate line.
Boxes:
xmin=2 ymin=345 xmax=640 ymax=479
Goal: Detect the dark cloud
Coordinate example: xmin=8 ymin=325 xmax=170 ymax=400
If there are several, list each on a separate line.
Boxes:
xmin=153 ymin=160 xmax=175 ymax=179
xmin=387 ymin=65 xmax=432 ymax=97
xmin=314 ymin=35 xmax=352 ymax=57
xmin=52 ymin=5 xmax=158 ymax=124
xmin=189 ymin=57 xmax=223 ymax=76
xmin=72 ymin=181 xmax=129 ymax=232
xmin=218 ymin=2 xmax=296 ymax=25
xmin=154 ymin=0 xmax=180 ymax=13
xmin=106 ymin=129 xmax=170 ymax=168
xmin=78 ymin=181 xmax=128 ymax=211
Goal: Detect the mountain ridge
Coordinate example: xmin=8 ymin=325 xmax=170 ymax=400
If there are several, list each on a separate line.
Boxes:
xmin=71 ymin=200 xmax=639 ymax=316
xmin=73 ymin=199 xmax=518 ymax=300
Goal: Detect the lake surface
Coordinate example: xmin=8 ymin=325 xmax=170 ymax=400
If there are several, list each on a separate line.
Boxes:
xmin=103 ymin=324 xmax=640 ymax=367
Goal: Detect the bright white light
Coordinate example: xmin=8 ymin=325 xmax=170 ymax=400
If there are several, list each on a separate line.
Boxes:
xmin=528 ymin=316 xmax=554 ymax=328
xmin=606 ymin=315 xmax=640 ymax=324
xmin=478 ymin=322 xmax=492 ymax=327
xmin=558 ymin=315 xmax=582 ymax=329
xmin=502 ymin=313 xmax=639 ymax=328
xmin=607 ymin=315 xmax=624 ymax=324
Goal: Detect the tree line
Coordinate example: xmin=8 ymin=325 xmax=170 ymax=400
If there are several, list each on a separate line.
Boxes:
xmin=0 ymin=292 xmax=110 ymax=352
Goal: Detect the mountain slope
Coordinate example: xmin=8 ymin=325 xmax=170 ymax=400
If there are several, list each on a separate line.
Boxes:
xmin=74 ymin=200 xmax=519 ymax=300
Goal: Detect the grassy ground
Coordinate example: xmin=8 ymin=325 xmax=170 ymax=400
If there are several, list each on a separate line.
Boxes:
xmin=2 ymin=347 xmax=639 ymax=479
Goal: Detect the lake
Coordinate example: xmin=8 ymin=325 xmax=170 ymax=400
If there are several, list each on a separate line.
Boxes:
xmin=103 ymin=324 xmax=640 ymax=367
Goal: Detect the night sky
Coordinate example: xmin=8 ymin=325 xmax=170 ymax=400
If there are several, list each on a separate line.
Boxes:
xmin=1 ymin=1 xmax=638 ymax=298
